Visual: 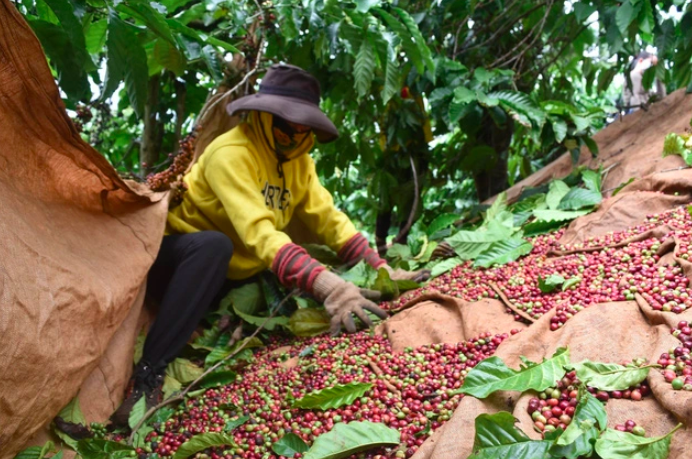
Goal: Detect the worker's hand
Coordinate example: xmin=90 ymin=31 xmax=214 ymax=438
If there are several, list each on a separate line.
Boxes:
xmin=384 ymin=265 xmax=431 ymax=283
xmin=313 ymin=271 xmax=388 ymax=335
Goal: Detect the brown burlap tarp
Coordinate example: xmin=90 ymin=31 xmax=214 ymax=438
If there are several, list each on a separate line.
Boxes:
xmin=0 ymin=1 xmax=168 ymax=456
xmin=3 ymin=0 xmax=692 ymax=455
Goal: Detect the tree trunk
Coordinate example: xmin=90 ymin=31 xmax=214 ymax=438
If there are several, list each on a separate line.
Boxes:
xmin=173 ymin=77 xmax=187 ymax=151
xmin=474 ymin=154 xmax=509 ymax=202
xmin=375 ymin=211 xmax=392 ymax=256
xmin=140 ymin=74 xmax=161 ymax=177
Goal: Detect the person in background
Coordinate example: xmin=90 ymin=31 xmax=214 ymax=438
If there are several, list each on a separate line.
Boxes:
xmin=110 ymin=64 xmax=430 ymax=426
xmin=622 ymin=51 xmax=666 ymax=114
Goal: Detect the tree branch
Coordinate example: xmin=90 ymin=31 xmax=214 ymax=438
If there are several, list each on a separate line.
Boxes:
xmin=526 ymin=22 xmax=592 ymax=79
xmin=392 ymin=154 xmax=420 ymax=245
xmin=489 ymin=0 xmax=553 ymax=69
xmin=458 ymin=0 xmax=547 ymax=57
xmin=195 ymin=37 xmax=266 ymax=128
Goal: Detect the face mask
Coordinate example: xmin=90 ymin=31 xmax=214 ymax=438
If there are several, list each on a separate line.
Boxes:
xmin=272 ymin=117 xmax=311 ymax=153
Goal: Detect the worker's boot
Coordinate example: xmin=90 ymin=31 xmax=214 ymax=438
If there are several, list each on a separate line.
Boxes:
xmin=109 ymin=360 xmax=165 ymax=429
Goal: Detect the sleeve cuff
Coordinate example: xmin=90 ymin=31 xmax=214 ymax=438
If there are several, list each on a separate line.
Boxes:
xmin=338 ymin=233 xmax=387 ymax=269
xmin=272 ymin=243 xmax=326 ymax=292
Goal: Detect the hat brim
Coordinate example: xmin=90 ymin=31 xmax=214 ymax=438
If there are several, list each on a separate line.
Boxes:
xmin=226 ymin=94 xmax=339 ymax=143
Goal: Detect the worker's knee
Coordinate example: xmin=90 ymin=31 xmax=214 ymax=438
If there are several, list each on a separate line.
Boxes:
xmin=187 ymin=231 xmax=234 ymax=265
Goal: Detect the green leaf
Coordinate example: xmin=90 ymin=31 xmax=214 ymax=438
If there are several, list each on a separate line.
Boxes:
xmin=133 ymin=425 xmax=155 ymax=449
xmin=663 ymin=133 xmax=687 ymax=157
xmin=538 ymin=274 xmax=565 ymax=293
xmin=154 ymin=38 xmax=186 ymax=75
xmin=445 ymin=224 xmax=513 ymax=259
xmin=468 ymin=412 xmax=553 ymax=459
xmin=485 ymin=192 xmax=508 ymax=222
xmin=552 ymin=119 xmax=568 ymax=143
xmin=128 ymin=396 xmax=147 ymax=430
xmin=288 ymin=308 xmax=331 ymax=337
xmin=354 ymin=35 xmax=376 ymax=99
xmin=489 ymin=90 xmax=546 ymax=128
xmin=221 ymin=282 xmax=265 ymax=316
xmin=172 ymin=433 xmax=236 ymax=459
xmin=372 ymin=268 xmax=399 ymax=300
xmin=57 ymin=395 xmax=86 ymax=425
xmin=117 ymin=1 xmax=176 ymax=44
xmin=562 ymin=276 xmax=581 ymax=291
xmin=162 ymin=374 xmax=182 ymax=399
xmin=75 ymin=439 xmax=134 ymax=459
xmin=204 ymin=336 xmax=262 ymax=367
xmin=13 ymin=442 xmax=56 ymax=459
xmin=150 ymin=406 xmax=175 ymax=425
xmin=581 ymin=169 xmax=601 ymax=192
xmin=428 ymin=87 xmax=453 ymax=104
xmin=546 ymin=180 xmax=570 ymax=210
xmin=427 ymin=213 xmax=459 ymax=236
xmin=373 ymin=7 xmax=424 ymax=75
xmin=616 ymin=1 xmax=634 ymax=35
xmin=84 ymin=18 xmax=107 ymax=55
xmin=551 ymin=391 xmax=605 ymax=458
xmin=458 ymin=348 xmax=570 ymax=398
xmin=391 ymin=7 xmax=435 ymax=78
xmin=167 ymin=358 xmax=204 ymax=384
xmin=292 ymin=382 xmax=373 ymax=410
xmin=571 ymin=361 xmax=651 ymax=391
xmin=272 ymin=433 xmax=310 ymax=457
xmin=559 ymin=391 xmax=607 ymax=444
xmin=43 ymin=0 xmax=90 ymax=65
xmin=35 ymin=0 xmax=60 ymax=23
xmin=355 ymin=0 xmax=378 ymax=13
xmin=303 ymin=244 xmax=341 ymax=267
xmin=522 ymin=219 xmax=568 ymax=237
xmin=166 ymin=18 xmax=239 ymax=54
xmin=532 ymin=209 xmax=590 ymax=222
xmin=386 ymin=244 xmax=412 ymax=260
xmin=199 ymin=370 xmax=237 ymax=389
xmin=302 ymin=421 xmax=400 ymax=459
xmin=472 ymin=412 xmax=531 ymax=448
xmin=574 ymin=2 xmax=596 ymax=22
xmin=453 ymin=86 xmax=477 ymax=104
xmin=104 ymin=13 xmax=149 ymax=118
xmin=582 ymin=136 xmax=599 ymax=157
xmin=224 ymin=415 xmax=250 ymax=433
xmin=426 ymin=256 xmax=464 ymax=278
xmin=594 ymin=424 xmax=681 ymax=459
xmin=28 ymin=20 xmax=91 ymax=100
xmin=557 ymin=188 xmax=602 ymax=211
xmin=612 ymin=178 xmax=635 ymax=196
xmin=340 ymin=260 xmax=378 ymax=287
xmin=233 ymin=306 xmax=289 ymax=331
xmin=381 ymin=59 xmax=400 ymax=105
xmin=473 ymin=238 xmax=533 ymax=268
xmin=134 ymin=326 xmax=146 ymax=365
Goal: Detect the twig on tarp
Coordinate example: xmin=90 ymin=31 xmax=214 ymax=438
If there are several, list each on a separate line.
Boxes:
xmin=489 ymin=282 xmax=536 ymax=323
xmin=365 ymin=357 xmax=402 ymax=398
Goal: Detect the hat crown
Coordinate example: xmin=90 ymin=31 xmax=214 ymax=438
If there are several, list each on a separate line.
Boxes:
xmin=259 ymin=64 xmax=321 ymax=105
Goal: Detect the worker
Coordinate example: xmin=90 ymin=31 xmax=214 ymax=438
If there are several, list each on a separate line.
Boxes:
xmin=622 ymin=51 xmax=666 ymax=114
xmin=110 ymin=64 xmax=430 ymax=426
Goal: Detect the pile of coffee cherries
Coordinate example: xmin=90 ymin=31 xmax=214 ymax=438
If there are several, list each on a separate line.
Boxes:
xmin=527 ymin=369 xmax=650 ymax=436
xmin=133 ymin=331 xmax=510 ymax=459
xmin=391 ymin=207 xmax=692 ymax=329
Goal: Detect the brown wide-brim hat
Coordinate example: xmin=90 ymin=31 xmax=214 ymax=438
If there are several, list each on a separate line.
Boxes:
xmin=226 ymin=64 xmax=339 ymax=143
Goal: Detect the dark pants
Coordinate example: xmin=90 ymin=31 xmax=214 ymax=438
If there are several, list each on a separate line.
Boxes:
xmin=142 ymin=231 xmax=234 ymax=371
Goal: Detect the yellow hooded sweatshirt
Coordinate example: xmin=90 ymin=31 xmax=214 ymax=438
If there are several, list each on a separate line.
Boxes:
xmin=167 ymin=111 xmax=358 ymax=280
